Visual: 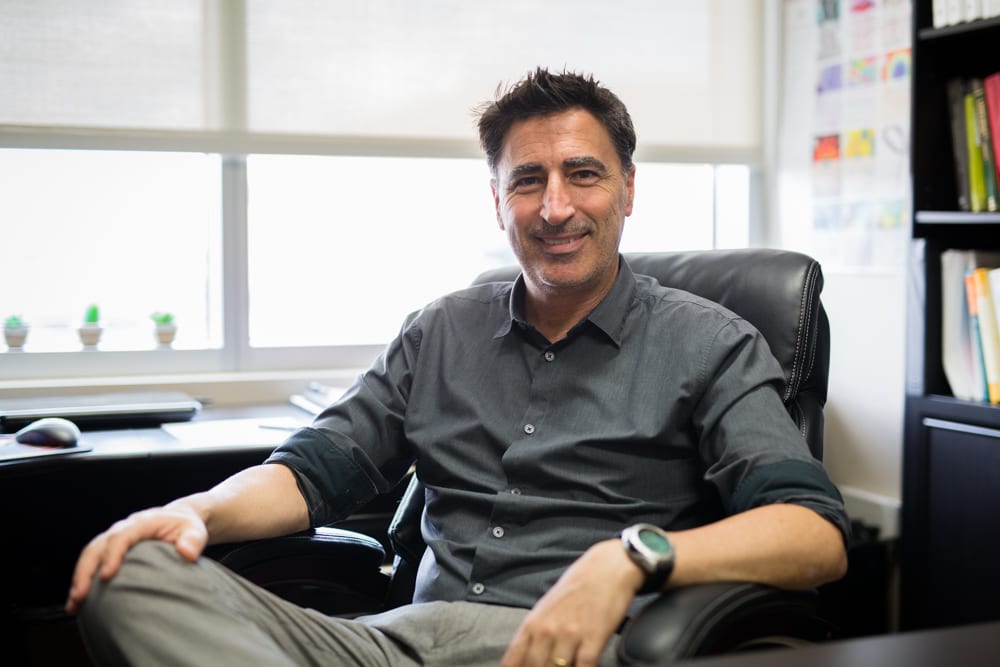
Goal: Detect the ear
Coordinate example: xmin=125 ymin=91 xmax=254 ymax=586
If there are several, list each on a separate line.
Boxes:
xmin=490 ymin=178 xmax=505 ymax=230
xmin=624 ymin=164 xmax=636 ymax=217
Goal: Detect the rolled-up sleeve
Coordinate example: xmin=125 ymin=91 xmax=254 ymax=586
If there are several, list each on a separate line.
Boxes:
xmin=265 ymin=316 xmax=421 ymax=527
xmin=692 ymin=317 xmax=850 ymax=543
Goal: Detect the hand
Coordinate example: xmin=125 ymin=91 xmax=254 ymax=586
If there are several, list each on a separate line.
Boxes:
xmin=501 ymin=539 xmax=644 ymax=667
xmin=65 ymin=504 xmax=207 ymax=615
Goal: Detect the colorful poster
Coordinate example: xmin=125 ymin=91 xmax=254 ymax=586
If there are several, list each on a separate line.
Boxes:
xmin=810 ymin=0 xmax=911 ymax=270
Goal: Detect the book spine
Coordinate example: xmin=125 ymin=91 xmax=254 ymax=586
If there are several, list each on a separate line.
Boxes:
xmin=965 ymin=271 xmax=989 ymax=402
xmin=972 ymin=268 xmax=1000 ymax=404
xmin=991 ymin=269 xmax=1000 ymax=353
xmin=972 ymin=80 xmax=999 ymax=211
xmin=984 ymin=73 xmax=1000 ymax=193
xmin=965 ymin=90 xmax=988 ymax=212
xmin=965 ymin=0 xmax=983 ymax=21
xmin=934 ymin=0 xmax=950 ymax=25
xmin=947 ymin=79 xmax=972 ymax=211
xmin=962 ymin=0 xmax=983 ymax=21
xmin=947 ymin=0 xmax=965 ymax=24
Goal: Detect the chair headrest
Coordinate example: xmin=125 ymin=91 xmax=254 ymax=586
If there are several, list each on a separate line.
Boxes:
xmin=474 ymin=249 xmax=827 ymax=406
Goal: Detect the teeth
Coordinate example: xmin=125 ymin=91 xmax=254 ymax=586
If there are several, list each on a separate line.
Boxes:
xmin=543 ymin=236 xmax=582 ymax=246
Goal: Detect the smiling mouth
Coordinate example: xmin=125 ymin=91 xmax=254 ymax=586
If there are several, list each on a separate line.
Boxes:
xmin=540 ymin=233 xmax=587 ymax=247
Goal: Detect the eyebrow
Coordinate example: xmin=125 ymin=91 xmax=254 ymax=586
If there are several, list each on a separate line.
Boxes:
xmin=507 ymin=156 xmax=610 ymax=182
xmin=563 ymin=156 xmax=609 ymax=173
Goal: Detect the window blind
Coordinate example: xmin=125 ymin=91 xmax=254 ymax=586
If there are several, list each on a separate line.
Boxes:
xmin=0 ymin=0 xmax=761 ymax=156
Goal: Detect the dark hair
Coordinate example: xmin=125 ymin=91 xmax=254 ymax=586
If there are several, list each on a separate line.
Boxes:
xmin=476 ymin=68 xmax=636 ymax=176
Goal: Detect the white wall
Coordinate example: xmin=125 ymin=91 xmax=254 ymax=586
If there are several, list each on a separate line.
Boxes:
xmin=769 ymin=0 xmax=908 ymax=519
xmin=821 ymin=272 xmax=906 ymax=500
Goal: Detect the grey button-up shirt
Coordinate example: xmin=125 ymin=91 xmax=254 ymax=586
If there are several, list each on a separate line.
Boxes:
xmin=267 ymin=257 xmax=848 ymax=610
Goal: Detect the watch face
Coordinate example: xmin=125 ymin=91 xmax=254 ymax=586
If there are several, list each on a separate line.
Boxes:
xmin=639 ymin=527 xmax=672 ymax=554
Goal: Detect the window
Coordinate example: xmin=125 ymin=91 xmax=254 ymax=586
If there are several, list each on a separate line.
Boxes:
xmin=0 ymin=1 xmax=763 ymax=383
xmin=0 ymin=149 xmax=222 ymax=352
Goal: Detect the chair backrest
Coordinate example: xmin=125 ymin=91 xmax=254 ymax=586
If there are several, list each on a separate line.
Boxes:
xmin=386 ymin=249 xmax=830 ymax=603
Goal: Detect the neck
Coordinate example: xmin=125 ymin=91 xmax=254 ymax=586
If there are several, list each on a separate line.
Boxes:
xmin=523 ymin=272 xmax=617 ymax=343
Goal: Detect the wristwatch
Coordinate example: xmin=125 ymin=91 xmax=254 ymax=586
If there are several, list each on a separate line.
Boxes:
xmin=621 ymin=523 xmax=675 ymax=594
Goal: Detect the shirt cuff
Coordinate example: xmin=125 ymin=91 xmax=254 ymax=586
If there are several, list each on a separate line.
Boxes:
xmin=265 ymin=427 xmax=378 ymax=527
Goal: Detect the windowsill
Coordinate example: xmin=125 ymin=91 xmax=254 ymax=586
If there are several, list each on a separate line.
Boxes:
xmin=0 ymin=368 xmax=363 ymax=407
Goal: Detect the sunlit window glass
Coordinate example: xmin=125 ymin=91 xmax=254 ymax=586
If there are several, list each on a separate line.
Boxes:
xmin=246 ymin=155 xmax=512 ymax=347
xmin=0 ymin=149 xmax=222 ymax=352
xmin=247 ymin=156 xmax=748 ymax=348
xmin=622 ymin=163 xmax=716 ymax=252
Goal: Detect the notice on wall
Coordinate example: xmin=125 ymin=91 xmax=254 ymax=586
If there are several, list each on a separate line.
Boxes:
xmin=808 ymin=0 xmax=912 ymax=270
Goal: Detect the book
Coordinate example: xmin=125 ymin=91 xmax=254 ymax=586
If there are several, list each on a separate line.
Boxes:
xmin=965 ymin=0 xmax=983 ymax=21
xmin=941 ymin=250 xmax=1000 ymax=402
xmin=942 ymin=250 xmax=980 ymax=400
xmin=964 ymin=271 xmax=988 ymax=402
xmin=289 ymin=381 xmax=348 ymax=416
xmin=965 ymin=88 xmax=988 ymax=212
xmin=991 ymin=267 xmax=1000 ymax=334
xmin=934 ymin=0 xmax=948 ymax=25
xmin=947 ymin=0 xmax=964 ymax=24
xmin=972 ymin=267 xmax=1000 ymax=403
xmin=946 ymin=79 xmax=972 ymax=212
xmin=991 ymin=268 xmax=1000 ymax=346
xmin=971 ymin=79 xmax=999 ymax=211
xmin=983 ymin=72 xmax=1000 ymax=191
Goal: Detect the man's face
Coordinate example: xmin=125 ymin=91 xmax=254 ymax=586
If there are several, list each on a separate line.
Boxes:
xmin=491 ymin=109 xmax=635 ymax=300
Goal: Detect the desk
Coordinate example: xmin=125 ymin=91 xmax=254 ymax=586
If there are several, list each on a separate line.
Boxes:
xmin=0 ymin=403 xmax=403 ymax=666
xmin=681 ymin=620 xmax=1000 ymax=666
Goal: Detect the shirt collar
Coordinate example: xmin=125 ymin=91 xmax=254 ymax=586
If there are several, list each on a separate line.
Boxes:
xmin=494 ymin=255 xmax=637 ymax=348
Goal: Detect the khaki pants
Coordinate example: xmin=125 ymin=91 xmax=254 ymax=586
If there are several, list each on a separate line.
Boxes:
xmin=78 ymin=541 xmax=619 ymax=666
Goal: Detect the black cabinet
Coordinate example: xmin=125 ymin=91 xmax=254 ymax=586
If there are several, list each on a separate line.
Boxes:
xmin=901 ymin=396 xmax=1000 ymax=629
xmin=902 ymin=2 xmax=1000 ymax=631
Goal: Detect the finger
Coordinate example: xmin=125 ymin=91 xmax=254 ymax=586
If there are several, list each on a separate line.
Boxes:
xmin=520 ymin=630 xmax=556 ymax=667
xmin=574 ymin=640 xmax=605 ymax=667
xmin=98 ymin=528 xmax=138 ymax=580
xmin=65 ymin=539 xmax=105 ymax=614
xmin=550 ymin=638 xmax=580 ymax=667
xmin=174 ymin=526 xmax=207 ymax=562
xmin=500 ymin=627 xmax=531 ymax=667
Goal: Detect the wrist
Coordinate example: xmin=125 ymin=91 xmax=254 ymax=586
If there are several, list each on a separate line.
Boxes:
xmin=621 ymin=523 xmax=675 ymax=595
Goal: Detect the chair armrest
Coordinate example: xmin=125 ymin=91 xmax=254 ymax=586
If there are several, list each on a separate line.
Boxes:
xmin=214 ymin=526 xmax=389 ymax=617
xmin=617 ymin=583 xmax=833 ymax=665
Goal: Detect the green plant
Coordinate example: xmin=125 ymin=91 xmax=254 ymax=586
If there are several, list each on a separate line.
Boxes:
xmin=151 ymin=311 xmax=175 ymax=326
xmin=5 ymin=315 xmax=24 ymax=329
xmin=83 ymin=304 xmax=100 ymax=325
xmin=151 ymin=311 xmax=174 ymax=325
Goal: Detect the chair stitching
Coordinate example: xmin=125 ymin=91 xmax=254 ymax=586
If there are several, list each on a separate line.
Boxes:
xmin=787 ymin=261 xmax=819 ymax=403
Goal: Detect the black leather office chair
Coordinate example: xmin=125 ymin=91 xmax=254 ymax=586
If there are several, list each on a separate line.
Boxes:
xmin=218 ymin=248 xmax=835 ymax=665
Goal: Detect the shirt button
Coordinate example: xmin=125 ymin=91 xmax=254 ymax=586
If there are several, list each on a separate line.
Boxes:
xmin=471 ymin=582 xmax=486 ymax=595
xmin=544 ymin=351 xmax=555 ymax=361
xmin=492 ymin=526 xmax=505 ymax=538
xmin=523 ymin=424 xmax=535 ymax=435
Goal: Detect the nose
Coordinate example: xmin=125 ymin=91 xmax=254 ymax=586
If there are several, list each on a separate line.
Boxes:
xmin=540 ymin=175 xmax=575 ymax=225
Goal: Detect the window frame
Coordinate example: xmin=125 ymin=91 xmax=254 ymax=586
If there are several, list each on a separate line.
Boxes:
xmin=0 ymin=142 xmax=761 ymax=388
xmin=0 ymin=0 xmax=767 ymax=396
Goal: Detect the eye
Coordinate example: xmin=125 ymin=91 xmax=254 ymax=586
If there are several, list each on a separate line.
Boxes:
xmin=511 ymin=176 xmax=542 ymax=193
xmin=571 ymin=169 xmax=600 ymax=183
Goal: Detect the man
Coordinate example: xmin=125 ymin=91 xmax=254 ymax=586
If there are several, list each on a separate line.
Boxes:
xmin=68 ymin=69 xmax=848 ymax=667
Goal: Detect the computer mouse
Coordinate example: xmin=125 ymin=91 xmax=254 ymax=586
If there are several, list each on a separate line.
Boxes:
xmin=14 ymin=417 xmax=81 ymax=448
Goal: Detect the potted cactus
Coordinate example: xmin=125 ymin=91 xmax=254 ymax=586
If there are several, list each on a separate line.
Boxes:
xmin=4 ymin=315 xmax=29 ymax=350
xmin=78 ymin=303 xmax=103 ymax=348
xmin=151 ymin=311 xmax=177 ymax=347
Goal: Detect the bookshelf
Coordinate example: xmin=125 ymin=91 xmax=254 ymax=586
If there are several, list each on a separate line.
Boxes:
xmin=901 ymin=1 xmax=1000 ymax=631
